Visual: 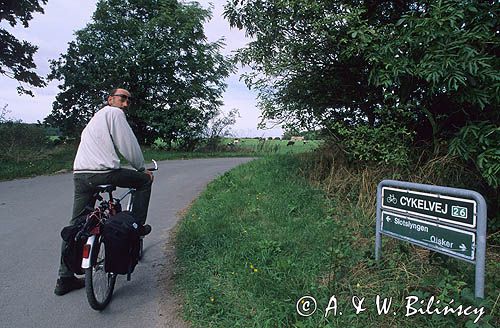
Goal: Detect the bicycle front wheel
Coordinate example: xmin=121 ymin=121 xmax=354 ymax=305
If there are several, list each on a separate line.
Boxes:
xmin=85 ymin=236 xmax=116 ymax=310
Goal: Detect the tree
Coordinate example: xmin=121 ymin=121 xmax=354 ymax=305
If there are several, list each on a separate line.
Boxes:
xmin=201 ymin=108 xmax=239 ymax=151
xmin=224 ymin=0 xmax=499 ymax=157
xmin=0 ymin=0 xmax=47 ymax=95
xmin=45 ymin=0 xmax=233 ymax=147
xmin=358 ymin=0 xmax=499 ymax=145
xmin=224 ymin=0 xmax=385 ymax=132
xmin=204 ymin=108 xmax=239 ymax=140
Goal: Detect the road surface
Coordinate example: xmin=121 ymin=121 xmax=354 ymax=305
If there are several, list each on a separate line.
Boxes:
xmin=0 ymin=158 xmax=253 ymax=328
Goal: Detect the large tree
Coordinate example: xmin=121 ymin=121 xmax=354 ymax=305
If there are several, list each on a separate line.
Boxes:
xmin=46 ymin=0 xmax=233 ymax=148
xmin=0 ymin=0 xmax=47 ymax=95
xmin=224 ymin=0 xmax=499 ymax=145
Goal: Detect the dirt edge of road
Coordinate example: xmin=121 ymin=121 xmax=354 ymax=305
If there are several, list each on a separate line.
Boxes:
xmin=157 ymin=206 xmax=192 ymax=328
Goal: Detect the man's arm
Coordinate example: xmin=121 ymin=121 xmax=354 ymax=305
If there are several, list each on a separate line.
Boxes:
xmin=107 ymin=107 xmax=145 ymax=171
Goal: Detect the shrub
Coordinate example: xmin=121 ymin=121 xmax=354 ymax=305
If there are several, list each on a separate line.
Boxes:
xmin=449 ymin=122 xmax=500 ymax=188
xmin=334 ymin=123 xmax=414 ymax=167
xmin=152 ymin=137 xmax=168 ymax=150
xmin=0 ymin=122 xmax=48 ymax=162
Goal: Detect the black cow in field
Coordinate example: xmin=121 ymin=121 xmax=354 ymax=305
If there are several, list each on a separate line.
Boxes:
xmin=287 ymin=141 xmax=295 ymax=146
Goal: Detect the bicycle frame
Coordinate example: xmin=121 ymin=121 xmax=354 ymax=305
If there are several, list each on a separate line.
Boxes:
xmin=81 ymin=188 xmax=135 ymax=270
xmin=119 ymin=188 xmax=136 ymax=212
xmin=81 ymin=209 xmax=106 ymax=270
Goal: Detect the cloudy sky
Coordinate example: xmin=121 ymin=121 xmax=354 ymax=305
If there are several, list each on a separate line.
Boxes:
xmin=0 ymin=0 xmax=283 ymax=137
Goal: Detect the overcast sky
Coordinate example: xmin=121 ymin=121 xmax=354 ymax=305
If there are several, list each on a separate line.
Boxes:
xmin=0 ymin=0 xmax=282 ymax=137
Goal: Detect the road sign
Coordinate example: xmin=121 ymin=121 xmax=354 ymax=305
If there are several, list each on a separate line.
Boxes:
xmin=381 ymin=211 xmax=476 ymax=260
xmin=382 ymin=186 xmax=476 ymax=228
xmin=375 ymin=180 xmax=487 ymax=298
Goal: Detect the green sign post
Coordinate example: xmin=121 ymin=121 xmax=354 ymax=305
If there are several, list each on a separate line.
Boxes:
xmin=375 ymin=180 xmax=487 ymax=298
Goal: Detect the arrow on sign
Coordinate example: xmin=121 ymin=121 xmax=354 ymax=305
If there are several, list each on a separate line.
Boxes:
xmin=386 ymin=216 xmax=392 ymax=222
xmin=459 ymin=244 xmax=467 ymax=252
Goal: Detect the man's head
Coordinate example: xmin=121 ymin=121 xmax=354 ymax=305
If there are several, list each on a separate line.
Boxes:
xmin=108 ymin=88 xmax=132 ymax=109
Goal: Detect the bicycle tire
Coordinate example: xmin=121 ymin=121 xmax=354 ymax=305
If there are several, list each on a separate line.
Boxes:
xmin=85 ymin=236 xmax=116 ymax=310
xmin=138 ymin=237 xmax=144 ymax=260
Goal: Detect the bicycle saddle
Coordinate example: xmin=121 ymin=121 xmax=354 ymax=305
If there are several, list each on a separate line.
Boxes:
xmin=95 ymin=184 xmax=116 ymax=193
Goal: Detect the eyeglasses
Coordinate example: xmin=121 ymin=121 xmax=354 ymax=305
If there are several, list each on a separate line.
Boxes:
xmin=111 ymin=94 xmax=132 ymax=102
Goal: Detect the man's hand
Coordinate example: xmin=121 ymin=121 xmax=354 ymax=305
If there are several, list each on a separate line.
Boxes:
xmin=145 ymin=170 xmax=154 ymax=181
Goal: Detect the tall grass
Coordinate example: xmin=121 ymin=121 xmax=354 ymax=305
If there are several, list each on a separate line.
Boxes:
xmin=174 ymin=151 xmax=499 ymax=327
xmin=299 ymin=146 xmax=499 ymax=326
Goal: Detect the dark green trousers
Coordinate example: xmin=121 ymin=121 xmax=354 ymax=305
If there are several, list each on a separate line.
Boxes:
xmin=58 ymin=169 xmax=152 ymax=277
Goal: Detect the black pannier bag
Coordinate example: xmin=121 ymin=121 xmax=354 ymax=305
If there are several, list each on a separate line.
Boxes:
xmin=60 ymin=215 xmax=87 ymax=275
xmin=102 ymin=211 xmax=141 ymax=275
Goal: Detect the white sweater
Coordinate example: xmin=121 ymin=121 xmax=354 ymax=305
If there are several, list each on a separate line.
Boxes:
xmin=73 ymin=106 xmax=145 ymax=173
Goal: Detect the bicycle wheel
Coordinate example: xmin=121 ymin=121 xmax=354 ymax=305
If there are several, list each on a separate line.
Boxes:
xmin=85 ymin=236 xmax=116 ymax=310
xmin=138 ymin=237 xmax=144 ymax=260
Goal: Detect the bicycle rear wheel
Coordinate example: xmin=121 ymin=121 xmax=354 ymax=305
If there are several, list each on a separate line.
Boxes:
xmin=138 ymin=237 xmax=144 ymax=260
xmin=85 ymin=236 xmax=116 ymax=310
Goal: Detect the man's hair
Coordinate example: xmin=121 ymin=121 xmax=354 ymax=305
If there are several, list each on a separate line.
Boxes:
xmin=109 ymin=88 xmax=120 ymax=96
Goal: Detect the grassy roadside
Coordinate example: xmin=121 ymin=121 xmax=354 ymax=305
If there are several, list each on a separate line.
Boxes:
xmin=0 ymin=139 xmax=320 ymax=181
xmin=0 ymin=144 xmax=78 ymax=181
xmin=174 ymin=155 xmax=498 ymax=327
xmin=0 ymin=145 xmax=250 ymax=181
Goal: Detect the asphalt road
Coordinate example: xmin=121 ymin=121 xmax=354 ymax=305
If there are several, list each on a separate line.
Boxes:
xmin=0 ymin=158 xmax=253 ymax=328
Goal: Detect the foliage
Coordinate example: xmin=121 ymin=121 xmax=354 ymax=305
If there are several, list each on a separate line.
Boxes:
xmin=449 ymin=122 xmax=500 ymax=188
xmin=45 ymin=0 xmax=233 ymax=148
xmin=151 ymin=137 xmax=168 ymax=150
xmin=0 ymin=0 xmax=47 ymax=95
xmin=334 ymin=122 xmax=414 ymax=167
xmin=224 ymin=0 xmax=499 ymax=169
xmin=0 ymin=104 xmax=15 ymax=123
xmin=0 ymin=104 xmax=48 ymax=162
xmin=200 ymin=108 xmax=239 ymax=151
xmin=360 ymin=0 xmax=499 ymax=142
xmin=0 ymin=122 xmax=48 ymax=162
xmin=175 ymin=154 xmax=499 ymax=327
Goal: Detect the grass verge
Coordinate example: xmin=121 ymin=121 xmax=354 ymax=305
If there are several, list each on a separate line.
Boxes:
xmin=0 ymin=139 xmax=319 ymax=181
xmin=0 ymin=144 xmax=77 ymax=181
xmin=174 ymin=154 xmax=498 ymax=327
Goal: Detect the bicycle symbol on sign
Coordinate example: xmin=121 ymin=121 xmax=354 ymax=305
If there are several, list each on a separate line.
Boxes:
xmin=386 ymin=194 xmax=397 ymax=205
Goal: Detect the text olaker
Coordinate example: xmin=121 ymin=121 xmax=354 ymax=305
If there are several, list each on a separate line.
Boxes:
xmin=381 ymin=211 xmax=475 ymax=261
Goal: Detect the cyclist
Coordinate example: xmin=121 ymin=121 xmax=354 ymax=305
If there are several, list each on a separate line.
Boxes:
xmin=55 ymin=88 xmax=154 ymax=296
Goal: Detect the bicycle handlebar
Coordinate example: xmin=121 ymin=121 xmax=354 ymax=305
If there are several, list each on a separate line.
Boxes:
xmin=146 ymin=159 xmax=158 ymax=172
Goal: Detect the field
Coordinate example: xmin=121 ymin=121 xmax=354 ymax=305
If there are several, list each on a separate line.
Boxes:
xmin=0 ymin=135 xmax=321 ymax=181
xmin=221 ymin=137 xmax=322 ymax=155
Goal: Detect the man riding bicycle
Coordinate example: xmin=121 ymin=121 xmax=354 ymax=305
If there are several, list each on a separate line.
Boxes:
xmin=55 ymin=88 xmax=154 ymax=296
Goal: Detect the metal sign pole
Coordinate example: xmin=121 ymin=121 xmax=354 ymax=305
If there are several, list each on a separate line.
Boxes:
xmin=375 ymin=182 xmax=383 ymax=261
xmin=475 ymin=192 xmax=487 ymax=298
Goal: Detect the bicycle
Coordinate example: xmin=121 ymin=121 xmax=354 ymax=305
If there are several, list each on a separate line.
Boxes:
xmin=77 ymin=160 xmax=158 ymax=310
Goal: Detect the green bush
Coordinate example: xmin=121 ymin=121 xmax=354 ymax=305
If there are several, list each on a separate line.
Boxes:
xmin=449 ymin=122 xmax=500 ymax=188
xmin=151 ymin=137 xmax=168 ymax=150
xmin=0 ymin=122 xmax=49 ymax=162
xmin=334 ymin=123 xmax=414 ymax=167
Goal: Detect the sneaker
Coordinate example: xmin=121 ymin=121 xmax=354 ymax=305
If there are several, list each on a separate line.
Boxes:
xmin=139 ymin=224 xmax=152 ymax=236
xmin=54 ymin=276 xmax=85 ymax=296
